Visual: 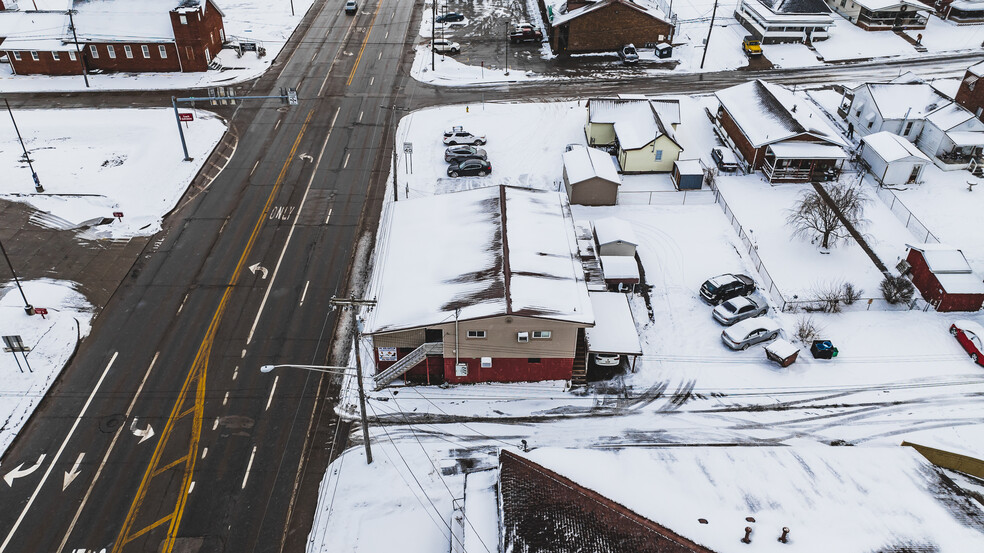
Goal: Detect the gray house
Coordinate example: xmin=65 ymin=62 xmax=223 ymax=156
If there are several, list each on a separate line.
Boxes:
xmin=562 ymin=145 xmax=621 ymax=206
xmin=860 ymin=131 xmax=930 ymax=185
xmin=593 ymin=217 xmax=638 ymax=257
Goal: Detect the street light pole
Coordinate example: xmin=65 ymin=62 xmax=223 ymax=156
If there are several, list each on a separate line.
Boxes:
xmin=4 ymin=99 xmax=43 ymax=193
xmin=67 ymin=10 xmax=90 ymax=88
xmin=431 ymin=0 xmax=436 ymax=71
xmin=329 ymin=296 xmax=377 ymax=465
xmin=0 ymin=239 xmax=33 ymax=315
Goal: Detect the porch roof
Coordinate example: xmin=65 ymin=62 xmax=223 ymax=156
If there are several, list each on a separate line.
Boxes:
xmin=585 ymin=292 xmax=642 ymax=355
xmin=946 ymin=130 xmax=984 ymax=147
xmin=767 ymin=141 xmax=848 ymax=159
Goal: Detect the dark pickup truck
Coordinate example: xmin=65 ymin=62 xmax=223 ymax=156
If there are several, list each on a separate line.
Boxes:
xmin=510 ymin=26 xmax=543 ymax=43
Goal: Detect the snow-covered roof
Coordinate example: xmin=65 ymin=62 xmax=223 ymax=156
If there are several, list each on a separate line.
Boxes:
xmin=860 ymin=83 xmax=951 ymax=120
xmin=600 ymin=255 xmax=639 ymax=280
xmin=550 ymin=0 xmax=668 ymax=26
xmin=768 ymin=141 xmax=847 ymax=159
xmin=936 ymin=272 xmax=984 ymax=294
xmin=365 ymin=186 xmax=594 ymax=334
xmin=0 ymin=12 xmax=71 ymax=50
xmin=593 ymin=217 xmax=638 ymax=247
xmin=649 ymin=98 xmax=681 ymax=127
xmin=851 ymin=0 xmax=927 ymax=10
xmin=515 ymin=447 xmax=984 ymax=553
xmin=861 ymin=131 xmax=931 ymax=163
xmin=716 ymin=80 xmax=847 ymax=149
xmin=563 ymin=145 xmax=620 ymax=185
xmin=969 ymin=60 xmax=984 ymax=79
xmin=674 ymin=159 xmax=703 ymax=175
xmin=71 ymin=0 xmax=178 ymax=43
xmin=949 ymin=0 xmax=984 ymax=10
xmin=765 ymin=338 xmax=799 ymax=358
xmin=908 ymin=243 xmax=974 ymax=273
xmin=758 ymin=0 xmax=831 ymax=14
xmin=587 ymin=98 xmax=678 ymax=150
xmin=584 ymin=292 xmax=642 ymax=355
xmin=926 ymin=102 xmax=976 ymax=131
xmin=947 ymin=130 xmax=984 ymax=147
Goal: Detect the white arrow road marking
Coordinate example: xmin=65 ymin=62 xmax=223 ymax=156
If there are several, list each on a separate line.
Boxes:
xmin=129 ymin=419 xmax=155 ymax=444
xmin=62 ymin=452 xmax=85 ymax=491
xmin=241 ymin=446 xmax=257 ymax=489
xmin=4 ymin=454 xmax=46 ymax=487
xmin=298 ymin=153 xmax=313 ymax=162
xmin=248 ymin=263 xmax=269 ymax=279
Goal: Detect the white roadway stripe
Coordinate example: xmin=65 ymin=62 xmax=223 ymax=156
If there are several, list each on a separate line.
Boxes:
xmin=241 ymin=446 xmax=258 ymax=489
xmin=2 ymin=352 xmax=119 ymax=553
xmin=343 ymin=152 xmax=350 ymax=168
xmin=55 ymin=352 xmax=158 ymax=553
xmin=265 ymin=376 xmax=279 ymax=411
xmin=369 ymin=77 xmax=374 ymax=87
xmin=246 ymin=106 xmax=341 ymax=346
xmin=324 ymin=208 xmax=332 ymax=225
xmin=250 ymin=160 xmax=260 ymax=176
xmin=299 ymin=281 xmax=310 ymax=306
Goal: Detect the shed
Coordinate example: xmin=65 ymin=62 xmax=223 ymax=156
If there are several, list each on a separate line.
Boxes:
xmin=671 ymin=159 xmax=704 ymax=190
xmin=655 ymin=42 xmax=672 ymax=58
xmin=585 ymin=292 xmax=642 ymax=373
xmin=600 ymin=255 xmax=640 ymax=290
xmin=562 ymin=145 xmax=621 ymax=206
xmin=593 ymin=217 xmax=638 ymax=257
xmin=860 ymin=131 xmax=930 ymax=185
xmin=905 ymin=243 xmax=984 ymax=312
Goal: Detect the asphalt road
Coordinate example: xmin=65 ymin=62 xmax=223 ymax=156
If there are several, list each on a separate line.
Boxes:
xmin=0 ymin=3 xmax=980 ymax=553
xmin=0 ymin=0 xmax=412 ymax=552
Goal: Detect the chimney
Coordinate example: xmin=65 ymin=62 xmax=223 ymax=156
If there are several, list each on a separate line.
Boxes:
xmin=741 ymin=527 xmax=752 ymax=544
xmin=779 ymin=527 xmax=790 ymax=543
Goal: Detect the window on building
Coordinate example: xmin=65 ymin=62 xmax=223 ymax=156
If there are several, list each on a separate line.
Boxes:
xmin=220 ymin=29 xmax=226 ymax=42
xmin=179 ymin=14 xmax=188 ymax=24
xmin=159 ymin=45 xmax=168 ymax=58
xmin=185 ymin=46 xmax=195 ymax=60
xmin=69 ymin=50 xmax=76 ymax=60
xmin=654 ymin=150 xmax=663 ymax=161
xmin=124 ymin=45 xmax=133 ymax=58
xmin=141 ymin=45 xmax=150 ymax=58
xmin=51 ymin=51 xmax=59 ymax=61
xmin=903 ymin=121 xmax=914 ymax=136
xmin=977 ymin=107 xmax=983 ymax=118
xmin=528 ymin=358 xmax=542 ymax=364
xmin=90 ymin=45 xmax=99 ymax=58
xmin=532 ymin=331 xmax=552 ymax=339
xmin=107 ymin=45 xmax=116 ymax=58
xmin=840 ymin=0 xmax=846 ymax=6
xmin=480 ymin=357 xmax=492 ymax=368
xmin=12 ymin=51 xmax=21 ymax=61
xmin=30 ymin=51 xmax=39 ymax=61
xmin=855 ymin=109 xmax=862 ymax=117
xmin=867 ymin=120 xmax=874 ymax=129
xmin=466 ymin=330 xmax=486 ymax=339
xmin=204 ymin=47 xmax=211 ymax=63
xmin=209 ymin=32 xmax=214 ymax=43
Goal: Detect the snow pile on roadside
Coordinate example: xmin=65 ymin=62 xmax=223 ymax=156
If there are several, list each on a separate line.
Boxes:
xmin=0 ymin=279 xmax=93 ymax=457
xmin=0 ymin=108 xmax=227 ymax=238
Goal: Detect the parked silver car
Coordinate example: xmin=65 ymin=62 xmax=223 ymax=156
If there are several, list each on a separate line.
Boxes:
xmin=592 ymin=353 xmax=622 ymax=367
xmin=443 ymin=129 xmax=486 ymax=146
xmin=721 ymin=316 xmax=781 ymax=350
xmin=712 ymin=295 xmax=769 ymax=326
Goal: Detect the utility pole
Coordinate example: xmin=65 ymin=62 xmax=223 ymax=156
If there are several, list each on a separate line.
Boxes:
xmin=431 ymin=0 xmax=436 ymax=71
xmin=0 ymin=239 xmax=33 ymax=315
xmin=5 ymin=99 xmax=43 ymax=193
xmin=392 ymin=150 xmax=398 ymax=202
xmin=330 ymin=296 xmax=377 ymax=465
xmin=699 ymin=0 xmax=719 ymax=70
xmin=505 ymin=21 xmax=510 ymax=76
xmin=67 ymin=10 xmax=89 ymax=88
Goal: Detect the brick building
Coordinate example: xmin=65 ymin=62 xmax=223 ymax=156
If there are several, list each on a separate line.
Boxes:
xmin=956 ymin=60 xmax=984 ymax=120
xmin=546 ymin=0 xmax=674 ymax=55
xmin=0 ymin=0 xmax=225 ymax=75
xmin=904 ymin=244 xmax=984 ymax=312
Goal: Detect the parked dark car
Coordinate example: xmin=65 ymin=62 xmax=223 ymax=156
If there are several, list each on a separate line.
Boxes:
xmin=951 ymin=320 xmax=984 ymax=366
xmin=445 ymin=145 xmax=487 ymax=163
xmin=447 ymin=159 xmax=492 ymax=177
xmin=699 ymin=273 xmax=755 ymax=305
xmin=510 ymin=25 xmax=543 ymax=43
xmin=711 ymin=147 xmax=740 ymax=172
xmin=436 ymin=12 xmax=464 ymax=23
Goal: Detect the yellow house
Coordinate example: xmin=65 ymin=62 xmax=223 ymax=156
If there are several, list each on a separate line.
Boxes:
xmin=585 ymin=97 xmax=683 ymax=173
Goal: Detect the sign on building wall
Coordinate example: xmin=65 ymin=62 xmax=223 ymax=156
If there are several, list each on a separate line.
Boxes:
xmin=377 ymin=347 xmax=397 ymax=362
xmin=455 ymin=362 xmax=468 ymax=376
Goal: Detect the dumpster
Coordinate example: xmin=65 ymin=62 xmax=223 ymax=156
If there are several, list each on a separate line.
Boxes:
xmin=810 ymin=340 xmax=838 ymax=360
xmin=655 ymin=42 xmax=673 ymax=59
xmin=766 ymin=339 xmax=799 ymax=367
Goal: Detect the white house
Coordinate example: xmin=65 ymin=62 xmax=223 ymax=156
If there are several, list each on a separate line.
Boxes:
xmin=915 ymin=102 xmax=984 ymax=164
xmin=859 ymin=131 xmax=930 ymax=185
xmin=846 ymin=82 xmax=949 ymax=138
xmin=734 ymin=0 xmax=835 ymax=43
xmin=825 ymin=0 xmax=929 ymax=30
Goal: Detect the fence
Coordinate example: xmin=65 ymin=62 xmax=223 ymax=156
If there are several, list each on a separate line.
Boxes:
xmin=617 ymin=189 xmax=716 ymax=206
xmin=873 ymin=185 xmax=941 ymax=244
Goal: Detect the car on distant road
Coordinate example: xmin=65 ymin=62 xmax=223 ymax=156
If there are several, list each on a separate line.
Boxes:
xmin=711 ymin=147 xmax=740 ymax=172
xmin=443 ymin=129 xmax=486 ymax=145
xmin=592 ymin=353 xmax=622 ymax=367
xmin=436 ymin=12 xmax=465 ymax=23
xmin=712 ymin=295 xmax=769 ymax=326
xmin=432 ymin=39 xmax=461 ymax=55
xmin=510 ymin=25 xmax=543 ymax=43
xmin=742 ymin=35 xmax=762 ymax=56
xmin=344 ymin=0 xmax=357 ymax=14
xmin=617 ymin=44 xmax=639 ymax=64
xmin=447 ymin=159 xmax=492 ymax=177
xmin=699 ymin=274 xmax=756 ymax=305
xmin=951 ymin=320 xmax=984 ymax=366
xmin=722 ymin=317 xmax=781 ymax=350
xmin=445 ymin=145 xmax=488 ymax=163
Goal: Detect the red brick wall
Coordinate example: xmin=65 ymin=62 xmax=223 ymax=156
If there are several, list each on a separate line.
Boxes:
xmin=956 ymin=70 xmax=984 ymax=121
xmin=907 ymin=249 xmax=984 ymax=312
xmin=443 ymin=357 xmax=572 ymax=384
xmin=7 ymin=50 xmax=82 ymax=76
xmin=171 ymin=0 xmax=226 ymax=72
xmin=562 ymin=1 xmax=673 ymax=53
xmin=85 ymin=42 xmax=182 ymax=72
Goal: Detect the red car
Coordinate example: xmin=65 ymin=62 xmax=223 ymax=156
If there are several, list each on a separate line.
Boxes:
xmin=950 ymin=320 xmax=984 ymax=366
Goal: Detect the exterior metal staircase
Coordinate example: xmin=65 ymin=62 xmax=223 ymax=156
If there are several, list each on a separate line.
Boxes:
xmin=373 ymin=342 xmax=443 ymax=390
xmin=571 ymin=329 xmax=588 ymax=388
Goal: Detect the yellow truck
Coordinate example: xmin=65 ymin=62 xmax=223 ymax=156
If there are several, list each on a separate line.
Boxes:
xmin=742 ymin=36 xmax=762 ymax=56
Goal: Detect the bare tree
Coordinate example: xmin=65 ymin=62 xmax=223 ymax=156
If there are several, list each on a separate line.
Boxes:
xmin=787 ymin=184 xmax=869 ymax=249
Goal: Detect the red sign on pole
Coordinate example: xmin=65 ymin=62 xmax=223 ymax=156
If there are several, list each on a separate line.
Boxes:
xmin=35 ymin=308 xmax=48 ymax=318
xmin=113 ymin=211 xmax=124 ymax=218
xmin=178 ymin=113 xmax=194 ymax=122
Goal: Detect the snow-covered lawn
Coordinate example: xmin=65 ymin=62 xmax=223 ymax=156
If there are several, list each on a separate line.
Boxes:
xmin=887 ymin=165 xmax=984 ymax=269
xmin=0 ymin=280 xmax=93 ymax=457
xmin=813 ymin=17 xmax=917 ymax=61
xmin=1 ymin=108 xmax=226 ymax=238
xmin=905 ymin=15 xmax=984 ymax=53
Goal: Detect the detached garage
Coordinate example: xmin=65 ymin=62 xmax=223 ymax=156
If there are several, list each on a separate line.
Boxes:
xmin=905 ymin=244 xmax=984 ymax=312
xmin=563 ymin=145 xmax=621 ymax=206
xmin=860 ymin=131 xmax=930 ymax=186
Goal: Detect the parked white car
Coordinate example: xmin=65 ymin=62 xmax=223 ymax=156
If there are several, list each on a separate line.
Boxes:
xmin=432 ymin=39 xmax=460 ymax=55
xmin=721 ymin=317 xmax=781 ymax=350
xmin=592 ymin=353 xmax=622 ymax=367
xmin=712 ymin=295 xmax=769 ymax=326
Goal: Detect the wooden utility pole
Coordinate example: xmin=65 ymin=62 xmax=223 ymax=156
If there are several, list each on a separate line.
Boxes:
xmin=700 ymin=0 xmax=719 ymax=70
xmin=330 ymin=296 xmax=377 ymax=464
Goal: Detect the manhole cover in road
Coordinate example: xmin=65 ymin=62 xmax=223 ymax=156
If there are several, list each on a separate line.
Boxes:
xmin=99 ymin=414 xmax=126 ymax=433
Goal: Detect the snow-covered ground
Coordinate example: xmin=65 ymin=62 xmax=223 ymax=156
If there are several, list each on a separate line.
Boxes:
xmin=0 ymin=0 xmax=315 ymax=92
xmin=1 ymin=108 xmax=226 ymax=238
xmin=0 ymin=280 xmax=93 ymax=457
